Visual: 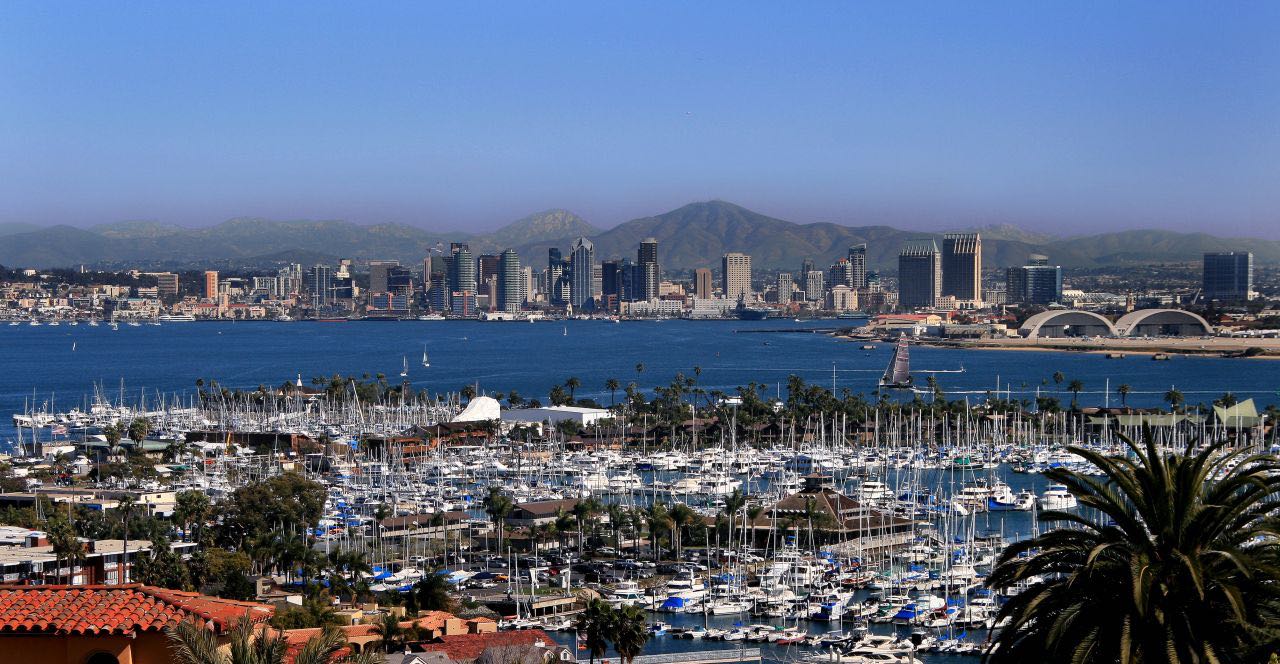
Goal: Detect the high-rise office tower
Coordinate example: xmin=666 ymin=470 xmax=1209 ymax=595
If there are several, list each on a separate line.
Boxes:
xmin=694 ymin=268 xmax=713 ymax=299
xmin=898 ymin=240 xmax=942 ymax=309
xmin=942 ymin=233 xmax=982 ymax=303
xmin=721 ymin=253 xmax=752 ymax=301
xmin=386 ymin=265 xmax=413 ymax=296
xmin=1203 ymin=252 xmax=1253 ymax=301
xmin=369 ymin=260 xmax=399 ymax=294
xmin=801 ymin=258 xmax=815 ymax=278
xmin=776 ymin=273 xmax=795 ymax=304
xmin=638 ymin=238 xmax=660 ymax=300
xmin=1006 ymin=254 xmax=1063 ymax=305
xmin=828 ymin=258 xmax=852 ymax=289
xmin=477 ymin=254 xmax=500 ymax=285
xmin=203 ymin=271 xmax=219 ymax=300
xmin=449 ymin=247 xmax=476 ymax=295
xmin=569 ymin=237 xmax=596 ymax=310
xmin=498 ymin=249 xmax=522 ymax=312
xmin=310 ymin=264 xmax=333 ymax=307
xmin=848 ymin=244 xmax=868 ymax=289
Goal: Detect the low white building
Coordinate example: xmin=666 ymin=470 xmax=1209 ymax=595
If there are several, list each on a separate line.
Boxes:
xmin=502 ymin=406 xmax=613 ymax=429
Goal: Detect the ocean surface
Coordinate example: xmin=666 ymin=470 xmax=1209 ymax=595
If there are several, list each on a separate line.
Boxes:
xmin=3 ymin=318 xmax=1278 ymax=443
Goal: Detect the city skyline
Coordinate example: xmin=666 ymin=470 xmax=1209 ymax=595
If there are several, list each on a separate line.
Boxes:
xmin=2 ymin=3 xmax=1279 ymax=237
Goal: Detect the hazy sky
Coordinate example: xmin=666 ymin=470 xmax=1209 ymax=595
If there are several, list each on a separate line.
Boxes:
xmin=2 ymin=2 xmax=1278 ymax=237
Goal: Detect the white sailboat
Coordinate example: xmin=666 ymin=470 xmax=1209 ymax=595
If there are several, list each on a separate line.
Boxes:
xmin=421 ymin=349 xmax=430 ymax=368
xmin=400 ymin=356 xmax=409 ymax=377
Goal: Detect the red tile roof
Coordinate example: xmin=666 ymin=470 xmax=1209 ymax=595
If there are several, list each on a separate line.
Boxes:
xmin=0 ymin=584 xmax=273 ymax=636
xmin=419 ymin=629 xmax=558 ymax=662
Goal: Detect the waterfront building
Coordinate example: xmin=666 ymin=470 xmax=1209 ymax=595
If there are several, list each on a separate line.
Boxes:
xmin=144 ymin=272 xmax=178 ymax=299
xmin=202 ymin=270 xmax=219 ymax=301
xmin=450 ymin=247 xmax=476 ymax=297
xmin=942 ymin=232 xmax=982 ymax=305
xmin=1006 ymin=254 xmax=1063 ymax=305
xmin=477 ymin=254 xmax=500 ymax=286
xmin=547 ymin=248 xmax=566 ymax=306
xmin=1203 ymin=251 xmax=1253 ymax=301
xmin=569 ymin=237 xmax=595 ymax=310
xmin=828 ymin=285 xmax=858 ymax=311
xmin=898 ymin=239 xmax=942 ymax=309
xmin=694 ymin=267 xmax=713 ymax=299
xmin=828 ymin=258 xmax=853 ymax=289
xmin=497 ymin=249 xmax=522 ymax=313
xmin=848 ymin=243 xmax=868 ymax=289
xmin=722 ymin=252 xmax=752 ymax=301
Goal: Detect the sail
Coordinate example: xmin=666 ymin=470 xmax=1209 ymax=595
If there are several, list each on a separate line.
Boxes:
xmin=881 ymin=337 xmax=912 ymax=386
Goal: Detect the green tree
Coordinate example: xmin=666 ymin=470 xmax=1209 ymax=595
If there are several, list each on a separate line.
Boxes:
xmin=482 ymin=487 xmax=514 ymax=553
xmin=667 ymin=503 xmax=697 ymax=562
xmin=985 ymin=429 xmax=1280 ymax=662
xmin=1164 ymin=387 xmax=1185 ymax=412
xmin=610 ymin=604 xmax=651 ymax=664
xmin=412 ymin=571 xmax=454 ymax=612
xmin=167 ymin=616 xmax=378 ymax=664
xmin=371 ymin=612 xmax=406 ymax=653
xmin=127 ymin=417 xmax=151 ymax=446
xmin=565 ymin=376 xmax=581 ymax=402
xmin=47 ymin=514 xmax=81 ymax=585
xmin=1052 ymin=371 xmax=1065 ymax=388
xmin=1117 ymin=383 xmax=1132 ymax=408
xmin=174 ymin=490 xmax=211 ymax=543
xmin=605 ymin=378 xmax=620 ymax=407
xmin=575 ymin=599 xmax=614 ymax=664
xmin=1066 ymin=379 xmax=1085 ymax=410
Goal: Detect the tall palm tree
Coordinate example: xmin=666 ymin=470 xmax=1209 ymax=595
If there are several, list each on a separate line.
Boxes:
xmin=1117 ymin=383 xmax=1132 ymax=408
xmin=985 ymin=429 xmax=1280 ymax=663
xmin=605 ymin=378 xmax=620 ymax=407
xmin=1067 ymin=379 xmax=1085 ymax=410
xmin=482 ymin=487 xmax=514 ymax=553
xmin=646 ymin=502 xmax=671 ymax=560
xmin=168 ymin=616 xmax=379 ymax=664
xmin=667 ymin=503 xmax=697 ymax=562
xmin=565 ymin=376 xmax=581 ymax=402
xmin=47 ymin=514 xmax=81 ymax=585
xmin=610 ymin=604 xmax=651 ymax=664
xmin=1164 ymin=387 xmax=1185 ymax=412
xmin=371 ymin=613 xmax=406 ymax=653
xmin=1052 ymin=371 xmax=1065 ymax=389
xmin=576 ymin=599 xmax=613 ymax=664
xmin=721 ymin=489 xmax=747 ymax=558
xmin=127 ymin=417 xmax=151 ymax=447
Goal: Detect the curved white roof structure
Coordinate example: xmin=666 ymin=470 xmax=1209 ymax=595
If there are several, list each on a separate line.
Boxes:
xmin=1114 ymin=309 xmax=1213 ymax=337
xmin=451 ymin=395 xmax=501 ymax=422
xmin=1018 ymin=309 xmax=1117 ymax=338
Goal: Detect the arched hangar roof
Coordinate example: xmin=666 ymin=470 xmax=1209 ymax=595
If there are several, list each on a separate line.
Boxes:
xmin=1018 ymin=309 xmax=1118 ymax=338
xmin=1114 ymin=309 xmax=1213 ymax=336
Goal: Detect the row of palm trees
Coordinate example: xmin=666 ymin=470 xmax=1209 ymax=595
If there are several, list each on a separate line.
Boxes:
xmin=576 ymin=599 xmax=650 ymax=664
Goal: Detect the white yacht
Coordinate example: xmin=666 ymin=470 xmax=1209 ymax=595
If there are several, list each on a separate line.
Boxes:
xmin=1039 ymin=484 xmax=1078 ymax=510
xmin=605 ymin=581 xmax=647 ymax=608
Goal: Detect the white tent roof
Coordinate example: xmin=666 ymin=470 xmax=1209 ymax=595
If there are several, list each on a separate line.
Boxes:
xmin=451 ymin=396 xmax=501 ymax=423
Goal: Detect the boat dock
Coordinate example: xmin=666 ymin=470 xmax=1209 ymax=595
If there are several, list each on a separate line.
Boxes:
xmin=586 ymin=648 xmax=763 ymax=664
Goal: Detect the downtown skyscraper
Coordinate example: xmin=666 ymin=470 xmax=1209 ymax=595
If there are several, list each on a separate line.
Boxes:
xmin=942 ymin=233 xmax=982 ymax=305
xmin=898 ymin=240 xmax=941 ymax=309
xmin=569 ymin=237 xmax=596 ymax=310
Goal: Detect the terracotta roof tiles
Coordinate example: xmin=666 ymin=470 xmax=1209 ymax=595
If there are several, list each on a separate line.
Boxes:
xmin=0 ymin=584 xmax=273 ymax=636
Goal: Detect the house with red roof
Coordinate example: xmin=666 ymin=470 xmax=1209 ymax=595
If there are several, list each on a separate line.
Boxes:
xmin=0 ymin=583 xmax=272 ymax=664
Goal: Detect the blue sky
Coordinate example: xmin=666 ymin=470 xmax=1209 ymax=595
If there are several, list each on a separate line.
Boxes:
xmin=2 ymin=2 xmax=1278 ymax=237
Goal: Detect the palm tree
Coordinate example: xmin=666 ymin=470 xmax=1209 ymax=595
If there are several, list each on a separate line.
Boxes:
xmin=1164 ymin=387 xmax=1185 ymax=412
xmin=1052 ymin=371 xmax=1065 ymax=389
xmin=127 ymin=416 xmax=151 ymax=447
xmin=371 ymin=612 xmax=406 ymax=653
xmin=167 ymin=616 xmax=378 ymax=664
xmin=605 ymin=378 xmax=620 ymax=407
xmin=576 ymin=599 xmax=613 ymax=664
xmin=47 ymin=514 xmax=80 ymax=584
xmin=610 ymin=604 xmax=651 ymax=664
xmin=605 ymin=503 xmax=627 ymax=549
xmin=1215 ymin=392 xmax=1239 ymax=408
xmin=635 ymin=363 xmax=645 ymax=376
xmin=646 ymin=502 xmax=671 ymax=560
xmin=482 ymin=488 xmax=514 ymax=553
xmin=174 ymin=490 xmax=211 ymax=542
xmin=118 ymin=494 xmax=135 ymax=583
xmin=565 ymin=376 xmax=581 ymax=402
xmin=667 ymin=503 xmax=697 ymax=562
xmin=985 ymin=429 xmax=1280 ymax=662
xmin=721 ymin=488 xmax=747 ymax=558
xmin=1117 ymin=383 xmax=1132 ymax=408
xmin=1067 ymin=379 xmax=1084 ymax=410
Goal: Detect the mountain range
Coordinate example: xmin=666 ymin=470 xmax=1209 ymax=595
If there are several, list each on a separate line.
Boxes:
xmin=0 ymin=201 xmax=1274 ymax=272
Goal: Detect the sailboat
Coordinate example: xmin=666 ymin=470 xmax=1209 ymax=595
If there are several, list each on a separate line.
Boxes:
xmin=563 ymin=325 xmax=567 ymax=336
xmin=400 ymin=356 xmax=409 ymax=377
xmin=879 ymin=337 xmax=913 ymax=389
xmin=421 ymin=349 xmax=430 ymax=368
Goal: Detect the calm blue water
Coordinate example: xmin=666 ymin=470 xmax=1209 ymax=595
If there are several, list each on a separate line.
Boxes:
xmin=3 ymin=319 xmax=1278 ymax=442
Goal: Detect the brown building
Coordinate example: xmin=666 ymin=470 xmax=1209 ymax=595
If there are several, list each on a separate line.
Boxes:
xmin=748 ymin=475 xmax=917 ymax=553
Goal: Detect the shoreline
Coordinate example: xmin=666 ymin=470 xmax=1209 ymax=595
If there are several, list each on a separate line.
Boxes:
xmin=837 ymin=334 xmax=1280 ymax=360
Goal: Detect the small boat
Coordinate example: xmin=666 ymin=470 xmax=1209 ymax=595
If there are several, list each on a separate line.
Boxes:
xmin=421 ymin=350 xmax=430 ymax=368
xmin=861 ymin=344 xmax=877 ymax=350
xmin=1152 ymin=353 xmax=1170 ymax=361
xmin=400 ymin=356 xmax=409 ymax=377
xmin=1106 ymin=352 xmax=1126 ymax=359
xmin=563 ymin=326 xmax=567 ymax=336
